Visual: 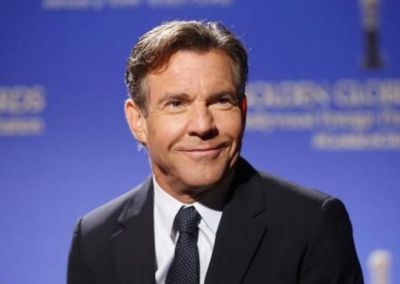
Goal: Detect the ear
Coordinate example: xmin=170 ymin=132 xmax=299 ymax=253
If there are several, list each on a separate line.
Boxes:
xmin=124 ymin=99 xmax=148 ymax=146
xmin=240 ymin=94 xmax=247 ymax=115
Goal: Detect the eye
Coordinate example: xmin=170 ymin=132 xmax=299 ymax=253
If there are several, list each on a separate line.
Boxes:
xmin=163 ymin=98 xmax=187 ymax=112
xmin=217 ymin=97 xmax=231 ymax=104
xmin=212 ymin=94 xmax=238 ymax=109
xmin=167 ymin=100 xmax=183 ymax=107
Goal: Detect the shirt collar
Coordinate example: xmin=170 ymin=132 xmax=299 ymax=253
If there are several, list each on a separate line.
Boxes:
xmin=153 ymin=176 xmax=223 ymax=237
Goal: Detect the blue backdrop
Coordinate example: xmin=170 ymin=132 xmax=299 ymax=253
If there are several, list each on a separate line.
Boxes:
xmin=0 ymin=0 xmax=399 ymax=283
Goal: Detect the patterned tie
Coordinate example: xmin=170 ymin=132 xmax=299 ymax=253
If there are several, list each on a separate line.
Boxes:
xmin=166 ymin=206 xmax=201 ymax=284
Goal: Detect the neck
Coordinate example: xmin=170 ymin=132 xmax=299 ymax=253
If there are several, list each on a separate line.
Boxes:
xmin=154 ymin=170 xmax=235 ymax=210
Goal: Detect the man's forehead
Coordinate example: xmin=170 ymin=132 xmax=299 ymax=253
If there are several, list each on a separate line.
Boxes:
xmin=149 ymin=49 xmax=234 ymax=74
xmin=148 ymin=49 xmax=233 ymax=79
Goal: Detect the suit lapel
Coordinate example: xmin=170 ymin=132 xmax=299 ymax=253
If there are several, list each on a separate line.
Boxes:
xmin=111 ymin=178 xmax=156 ymax=284
xmin=109 ymin=159 xmax=268 ymax=284
xmin=205 ymin=159 xmax=269 ymax=284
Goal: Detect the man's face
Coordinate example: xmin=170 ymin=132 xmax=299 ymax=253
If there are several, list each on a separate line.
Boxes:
xmin=126 ymin=49 xmax=246 ymax=201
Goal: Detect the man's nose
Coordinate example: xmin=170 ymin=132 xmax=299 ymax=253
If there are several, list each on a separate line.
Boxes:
xmin=187 ymin=104 xmax=218 ymax=139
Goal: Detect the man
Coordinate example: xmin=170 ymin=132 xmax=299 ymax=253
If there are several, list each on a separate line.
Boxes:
xmin=68 ymin=20 xmax=363 ymax=284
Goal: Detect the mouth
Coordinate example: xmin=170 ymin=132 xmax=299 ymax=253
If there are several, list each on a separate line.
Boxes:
xmin=177 ymin=143 xmax=229 ymax=160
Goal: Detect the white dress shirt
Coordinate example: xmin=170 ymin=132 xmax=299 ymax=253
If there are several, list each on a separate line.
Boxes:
xmin=153 ymin=178 xmax=223 ymax=284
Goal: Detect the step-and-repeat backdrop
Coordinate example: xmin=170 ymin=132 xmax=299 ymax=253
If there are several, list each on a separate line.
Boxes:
xmin=1 ymin=0 xmax=399 ymax=283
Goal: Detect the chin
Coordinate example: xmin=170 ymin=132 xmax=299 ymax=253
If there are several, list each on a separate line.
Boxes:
xmin=179 ymin=167 xmax=227 ymax=189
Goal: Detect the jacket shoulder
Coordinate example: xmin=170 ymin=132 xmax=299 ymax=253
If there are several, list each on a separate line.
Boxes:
xmin=79 ymin=177 xmax=152 ymax=237
xmin=259 ymin=171 xmax=332 ymax=205
xmin=256 ymin=170 xmax=350 ymax=232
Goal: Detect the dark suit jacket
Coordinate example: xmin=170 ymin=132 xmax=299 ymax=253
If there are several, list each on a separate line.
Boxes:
xmin=67 ymin=158 xmax=363 ymax=284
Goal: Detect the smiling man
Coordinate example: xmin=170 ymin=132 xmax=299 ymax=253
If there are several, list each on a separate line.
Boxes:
xmin=68 ymin=21 xmax=363 ymax=284
xmin=127 ymin=49 xmax=244 ymax=203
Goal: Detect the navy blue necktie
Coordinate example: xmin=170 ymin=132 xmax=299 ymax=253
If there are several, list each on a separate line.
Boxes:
xmin=166 ymin=206 xmax=201 ymax=284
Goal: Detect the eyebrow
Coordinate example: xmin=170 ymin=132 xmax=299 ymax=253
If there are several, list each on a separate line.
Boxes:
xmin=157 ymin=90 xmax=238 ymax=105
xmin=208 ymin=91 xmax=239 ymax=103
xmin=157 ymin=92 xmax=190 ymax=105
xmin=209 ymin=91 xmax=237 ymax=98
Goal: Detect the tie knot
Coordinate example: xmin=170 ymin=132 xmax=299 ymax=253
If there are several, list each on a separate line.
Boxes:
xmin=174 ymin=206 xmax=201 ymax=234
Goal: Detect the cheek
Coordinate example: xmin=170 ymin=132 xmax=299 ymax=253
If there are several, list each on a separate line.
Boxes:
xmin=147 ymin=116 xmax=186 ymax=148
xmin=216 ymin=112 xmax=244 ymax=139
